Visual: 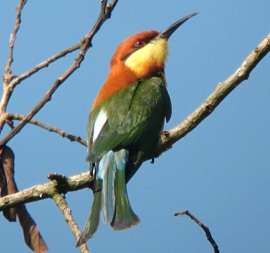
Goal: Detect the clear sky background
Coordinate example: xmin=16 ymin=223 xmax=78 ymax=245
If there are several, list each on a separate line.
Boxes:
xmin=1 ymin=1 xmax=270 ymax=252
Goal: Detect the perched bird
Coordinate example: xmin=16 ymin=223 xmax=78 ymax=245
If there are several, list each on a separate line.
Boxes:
xmin=77 ymin=12 xmax=198 ymax=246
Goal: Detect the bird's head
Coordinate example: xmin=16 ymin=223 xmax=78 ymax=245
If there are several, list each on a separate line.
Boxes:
xmin=91 ymin=12 xmax=198 ymax=109
xmin=110 ymin=12 xmax=198 ymax=78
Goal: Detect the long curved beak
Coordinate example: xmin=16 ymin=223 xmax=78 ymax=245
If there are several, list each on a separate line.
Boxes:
xmin=156 ymin=12 xmax=198 ymax=40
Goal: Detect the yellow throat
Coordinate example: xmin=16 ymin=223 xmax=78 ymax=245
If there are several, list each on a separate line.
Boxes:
xmin=125 ymin=38 xmax=168 ymax=77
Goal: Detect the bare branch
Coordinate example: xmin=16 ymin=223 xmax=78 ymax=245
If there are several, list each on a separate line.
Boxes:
xmin=152 ymin=33 xmax=270 ymax=158
xmin=3 ymin=0 xmax=27 ymax=86
xmin=50 ymin=189 xmax=90 ymax=253
xmin=0 ymin=0 xmax=119 ymax=147
xmin=9 ymin=43 xmax=80 ymax=89
xmin=5 ymin=0 xmax=120 ymax=91
xmin=0 ymin=172 xmax=92 ymax=211
xmin=5 ymin=113 xmax=87 ymax=146
xmin=126 ymin=34 xmax=270 ymax=181
xmin=175 ymin=210 xmax=219 ymax=253
xmin=0 ymin=0 xmax=27 ymax=131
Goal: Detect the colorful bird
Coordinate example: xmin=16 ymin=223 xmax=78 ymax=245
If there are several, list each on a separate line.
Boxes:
xmin=77 ymin=12 xmax=198 ymax=246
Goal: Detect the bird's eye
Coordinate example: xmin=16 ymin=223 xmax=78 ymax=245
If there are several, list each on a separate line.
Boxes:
xmin=134 ymin=40 xmax=145 ymax=47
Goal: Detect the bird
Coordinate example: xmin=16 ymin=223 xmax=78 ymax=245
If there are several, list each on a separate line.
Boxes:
xmin=77 ymin=12 xmax=198 ymax=246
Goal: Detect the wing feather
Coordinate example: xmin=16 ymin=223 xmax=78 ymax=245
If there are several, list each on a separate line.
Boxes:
xmin=87 ymin=75 xmax=171 ymax=162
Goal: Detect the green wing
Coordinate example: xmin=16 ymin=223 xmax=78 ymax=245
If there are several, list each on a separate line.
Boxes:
xmin=87 ymin=75 xmax=171 ymax=163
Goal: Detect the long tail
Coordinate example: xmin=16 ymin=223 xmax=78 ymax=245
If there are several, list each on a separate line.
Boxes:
xmin=110 ymin=150 xmax=140 ymax=230
xmin=77 ymin=150 xmax=139 ymax=246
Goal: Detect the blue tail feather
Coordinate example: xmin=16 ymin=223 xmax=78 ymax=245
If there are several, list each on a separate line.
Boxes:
xmin=111 ymin=150 xmax=140 ymax=230
xmin=77 ymin=149 xmax=140 ymax=246
xmin=101 ymin=151 xmax=116 ymax=224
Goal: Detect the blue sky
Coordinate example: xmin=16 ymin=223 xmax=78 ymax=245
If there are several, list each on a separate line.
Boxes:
xmin=1 ymin=1 xmax=270 ymax=252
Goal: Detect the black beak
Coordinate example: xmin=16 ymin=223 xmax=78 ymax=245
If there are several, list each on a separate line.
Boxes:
xmin=156 ymin=12 xmax=198 ymax=40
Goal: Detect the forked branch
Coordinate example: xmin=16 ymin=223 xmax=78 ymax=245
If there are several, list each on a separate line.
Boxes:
xmin=0 ymin=0 xmax=119 ymax=146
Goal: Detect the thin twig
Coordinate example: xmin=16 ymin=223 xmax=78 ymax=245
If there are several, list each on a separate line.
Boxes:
xmin=0 ymin=0 xmax=27 ymax=131
xmin=0 ymin=0 xmax=119 ymax=147
xmin=9 ymin=43 xmax=80 ymax=89
xmin=49 ymin=187 xmax=90 ymax=253
xmin=5 ymin=113 xmax=87 ymax=146
xmin=3 ymin=0 xmax=27 ymax=85
xmin=175 ymin=210 xmax=219 ymax=253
